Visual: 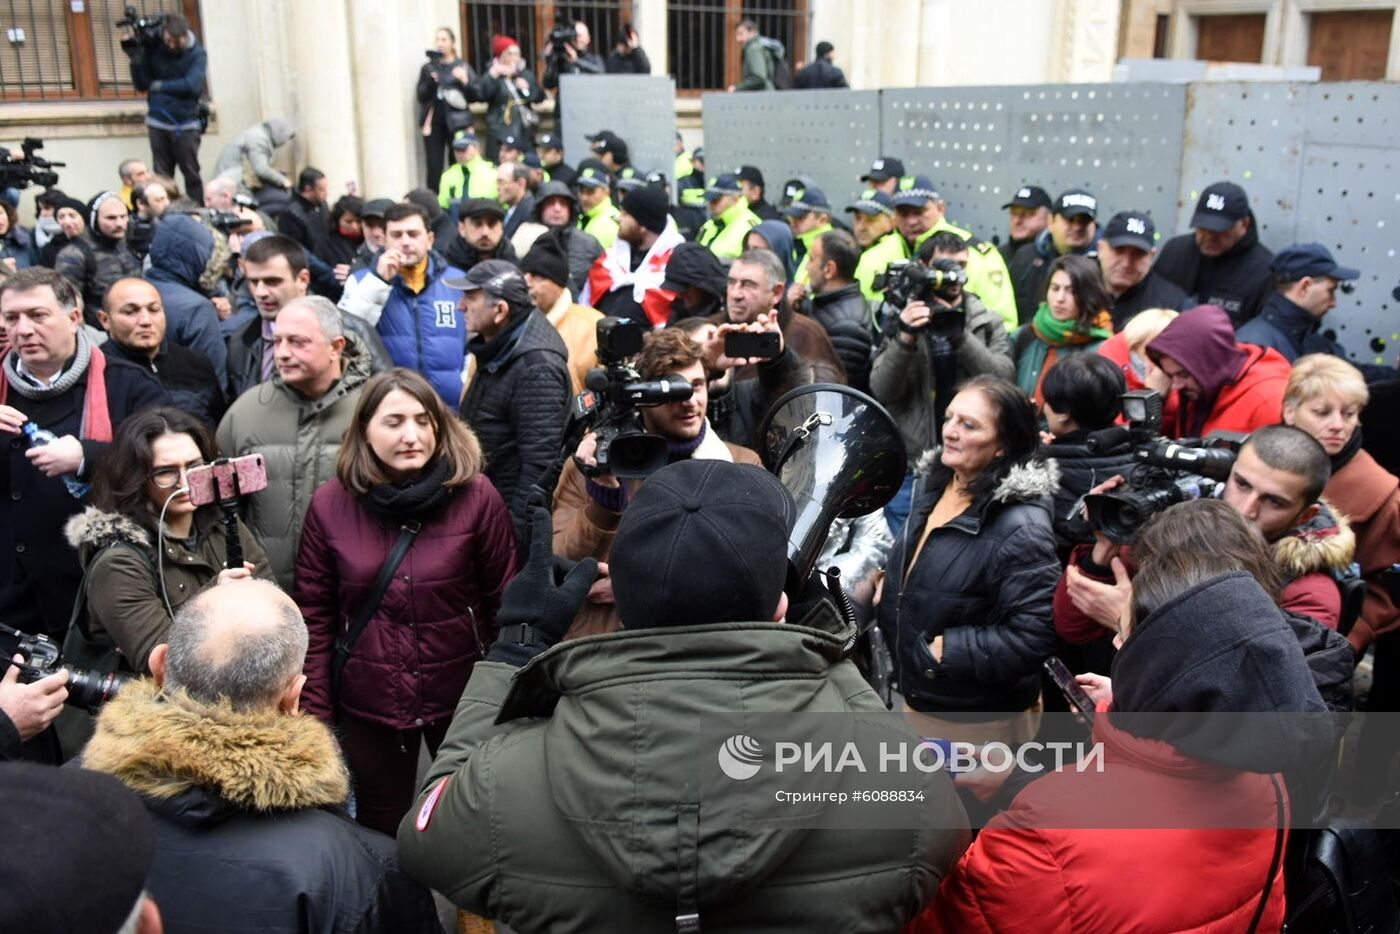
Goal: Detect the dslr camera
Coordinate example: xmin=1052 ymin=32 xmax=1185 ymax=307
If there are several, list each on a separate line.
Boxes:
xmin=873 ymin=258 xmax=967 ymax=311
xmin=572 ymin=317 xmax=693 ymax=479
xmin=1080 ymin=391 xmax=1241 ymax=544
xmin=116 ymin=4 xmax=167 ymax=47
xmin=1 ymin=624 xmax=131 ymax=712
xmin=0 ymin=138 xmax=62 ymax=191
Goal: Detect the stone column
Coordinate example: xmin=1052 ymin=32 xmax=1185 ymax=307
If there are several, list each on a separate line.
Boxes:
xmin=634 ymin=0 xmax=667 ymax=75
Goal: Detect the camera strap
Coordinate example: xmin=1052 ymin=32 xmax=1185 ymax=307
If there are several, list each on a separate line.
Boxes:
xmin=329 ymin=521 xmax=421 ymax=705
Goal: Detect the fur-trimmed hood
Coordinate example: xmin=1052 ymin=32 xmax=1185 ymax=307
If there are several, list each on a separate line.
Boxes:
xmin=914 ymin=447 xmax=1061 ymax=505
xmin=1274 ymin=498 xmax=1356 ymax=580
xmin=83 ymin=679 xmax=349 ymax=813
xmin=64 ymin=506 xmax=151 ymax=553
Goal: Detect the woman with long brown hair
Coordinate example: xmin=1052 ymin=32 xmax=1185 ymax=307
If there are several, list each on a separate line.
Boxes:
xmin=1013 ymin=253 xmax=1115 ymax=407
xmin=295 ymin=368 xmax=518 ymax=834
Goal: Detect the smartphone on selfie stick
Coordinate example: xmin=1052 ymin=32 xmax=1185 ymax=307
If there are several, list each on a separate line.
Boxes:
xmin=185 ymin=454 xmax=269 ymax=569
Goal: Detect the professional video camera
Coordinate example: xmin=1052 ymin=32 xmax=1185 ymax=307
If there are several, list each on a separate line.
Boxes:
xmin=206 ymin=209 xmax=253 ymax=234
xmin=1080 ymin=390 xmax=1242 ymax=544
xmin=571 ymin=317 xmax=693 ymax=479
xmin=0 ymin=624 xmax=131 ymax=712
xmin=873 ymin=258 xmax=966 ymax=313
xmin=115 ymin=4 xmax=167 ymax=46
xmin=549 ymin=11 xmax=579 ymax=52
xmin=0 ymin=138 xmax=63 ymax=191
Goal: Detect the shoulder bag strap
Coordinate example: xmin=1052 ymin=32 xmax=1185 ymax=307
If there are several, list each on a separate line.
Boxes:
xmin=1247 ymin=773 xmax=1287 ymax=934
xmin=329 ymin=520 xmax=421 ymax=701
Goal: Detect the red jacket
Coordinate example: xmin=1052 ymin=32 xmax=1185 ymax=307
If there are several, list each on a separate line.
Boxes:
xmin=908 ymin=716 xmax=1288 ymax=934
xmin=1145 ymin=304 xmax=1291 ymax=438
xmin=295 ymin=475 xmax=519 ymax=728
xmin=1325 ymin=448 xmax=1400 ymax=650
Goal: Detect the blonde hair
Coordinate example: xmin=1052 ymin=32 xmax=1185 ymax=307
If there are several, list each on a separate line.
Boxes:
xmin=1121 ymin=308 xmax=1178 ymax=355
xmin=1284 ymin=353 xmax=1369 ymax=412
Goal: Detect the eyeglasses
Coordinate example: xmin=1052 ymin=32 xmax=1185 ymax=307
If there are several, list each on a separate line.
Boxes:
xmin=148 ymin=461 xmax=204 ymax=489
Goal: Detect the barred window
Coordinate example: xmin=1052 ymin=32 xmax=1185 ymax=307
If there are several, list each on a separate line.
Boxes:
xmin=0 ymin=0 xmax=200 ymax=101
xmin=460 ymin=0 xmax=634 ymax=80
xmin=669 ymin=0 xmax=807 ymax=93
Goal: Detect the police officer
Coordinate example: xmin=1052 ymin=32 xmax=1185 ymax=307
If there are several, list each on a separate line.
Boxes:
xmin=859 ymin=156 xmax=905 ymax=196
xmin=847 ymin=188 xmax=902 ymax=301
xmin=1097 ymin=210 xmax=1192 ymax=329
xmin=535 ymin=133 xmax=576 ymax=187
xmin=696 ymin=173 xmax=761 ymax=262
xmin=437 ymin=130 xmax=497 ymax=211
xmin=889 ymin=175 xmax=1017 ymax=330
xmin=999 ymin=185 xmax=1051 ymax=264
xmin=1153 ymin=181 xmax=1274 ymax=327
xmin=736 ymin=165 xmax=781 ymax=221
xmin=1009 ymin=187 xmax=1098 ymax=325
xmin=575 ymin=160 xmax=620 ymax=249
xmin=675 ymin=146 xmax=707 ymax=237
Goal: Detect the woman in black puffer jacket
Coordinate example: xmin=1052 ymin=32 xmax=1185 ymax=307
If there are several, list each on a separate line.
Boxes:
xmin=877 ymin=376 xmax=1060 ymax=741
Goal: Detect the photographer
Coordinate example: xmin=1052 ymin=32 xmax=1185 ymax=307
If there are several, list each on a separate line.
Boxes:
xmin=605 ymin=24 xmax=651 ymax=74
xmin=1058 ymin=426 xmax=1357 ymax=644
xmin=869 ymin=231 xmax=1014 ymax=532
xmin=542 ymin=18 xmax=604 ymax=92
xmin=1039 ymin=353 xmax=1137 ymax=548
xmin=471 ymin=36 xmax=544 ymax=163
xmin=552 ymin=328 xmax=762 ymax=637
xmin=399 ymin=466 xmax=967 ymax=931
xmin=121 ymin=13 xmax=207 ymax=203
xmin=417 ymin=27 xmax=475 ymax=191
xmin=65 ymin=406 xmax=268 ymax=675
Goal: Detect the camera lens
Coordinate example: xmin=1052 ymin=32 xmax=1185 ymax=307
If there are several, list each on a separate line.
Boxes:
xmin=63 ymin=667 xmax=132 ymax=712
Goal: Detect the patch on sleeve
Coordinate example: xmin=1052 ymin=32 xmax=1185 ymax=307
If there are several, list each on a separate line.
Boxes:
xmin=416 ymin=776 xmax=450 ymax=831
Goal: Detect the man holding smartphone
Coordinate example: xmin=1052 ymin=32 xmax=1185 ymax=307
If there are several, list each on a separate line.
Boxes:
xmin=552 ymin=328 xmax=761 ymax=637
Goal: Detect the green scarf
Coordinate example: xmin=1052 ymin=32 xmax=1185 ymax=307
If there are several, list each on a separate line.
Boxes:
xmin=1030 ymin=302 xmax=1112 ymax=347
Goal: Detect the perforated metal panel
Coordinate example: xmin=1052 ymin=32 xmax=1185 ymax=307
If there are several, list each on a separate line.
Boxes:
xmin=1181 ymin=82 xmax=1400 ymax=361
xmin=882 ymin=84 xmax=1186 ymax=248
xmin=558 ymin=75 xmax=678 ymax=182
xmin=702 ymin=89 xmax=882 ymax=214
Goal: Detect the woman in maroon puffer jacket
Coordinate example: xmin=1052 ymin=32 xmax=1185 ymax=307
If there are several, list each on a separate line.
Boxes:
xmin=296 ymin=368 xmax=518 ymax=835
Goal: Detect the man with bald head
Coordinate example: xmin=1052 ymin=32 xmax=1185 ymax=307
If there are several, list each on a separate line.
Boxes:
xmin=99 ymin=277 xmax=224 ymax=425
xmin=218 ymin=296 xmax=373 ymax=590
xmin=82 ymin=580 xmax=441 ymax=932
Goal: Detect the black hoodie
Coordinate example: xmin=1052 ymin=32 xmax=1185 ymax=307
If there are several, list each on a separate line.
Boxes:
xmin=1110 ymin=570 xmax=1333 ymax=775
xmin=1152 ymin=216 xmax=1274 ymax=328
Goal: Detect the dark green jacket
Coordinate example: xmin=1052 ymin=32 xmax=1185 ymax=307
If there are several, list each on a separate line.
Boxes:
xmin=738 ymin=36 xmax=773 ymax=90
xmin=398 ymin=610 xmax=968 ymax=932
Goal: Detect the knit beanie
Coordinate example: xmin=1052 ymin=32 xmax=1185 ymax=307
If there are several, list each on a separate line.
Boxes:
xmin=621 ymin=185 xmax=670 ymax=235
xmin=492 ymin=34 xmax=518 ymax=58
xmin=521 ymin=230 xmax=570 ymax=287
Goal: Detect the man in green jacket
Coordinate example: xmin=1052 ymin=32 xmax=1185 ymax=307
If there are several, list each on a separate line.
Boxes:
xmin=731 ymin=19 xmax=772 ymax=91
xmin=783 ymin=184 xmax=834 ymax=292
xmin=575 ymin=161 xmax=620 ymax=249
xmin=399 ymin=461 xmax=968 ymax=932
xmin=697 ymin=173 xmax=761 ymax=262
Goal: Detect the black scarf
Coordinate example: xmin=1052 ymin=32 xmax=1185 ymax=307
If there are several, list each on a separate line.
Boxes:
xmin=358 ymin=457 xmax=454 ymax=522
xmin=1330 ymin=427 xmax=1364 ymax=474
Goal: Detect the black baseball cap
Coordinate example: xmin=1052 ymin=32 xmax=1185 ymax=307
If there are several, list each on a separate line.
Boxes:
xmin=522 ymin=152 xmax=543 ymax=169
xmin=1053 ymin=188 xmax=1098 ymax=220
xmin=443 ymin=259 xmax=531 ymax=305
xmin=845 ymin=188 xmax=895 ymax=216
xmin=781 ymin=185 xmax=832 ymax=217
xmin=594 ymin=136 xmax=629 ymax=163
xmin=704 ymin=173 xmax=742 ymax=201
xmin=609 ymin=460 xmax=794 ymax=630
xmin=458 ymin=198 xmax=506 ymax=221
xmin=535 ymin=133 xmax=562 ymax=150
xmin=1271 ymin=243 xmax=1360 ymax=282
xmin=1002 ymin=185 xmax=1051 ymax=210
xmin=1102 ymin=211 xmax=1156 ymax=251
xmin=1190 ymin=181 xmax=1250 ymax=232
xmin=586 ymin=129 xmax=618 ymax=144
xmin=861 ymin=156 xmax=905 ymax=183
xmin=735 ymin=165 xmax=765 ymax=188
xmin=499 ymin=134 xmax=524 ymax=152
xmin=360 ymin=198 xmax=394 ymax=220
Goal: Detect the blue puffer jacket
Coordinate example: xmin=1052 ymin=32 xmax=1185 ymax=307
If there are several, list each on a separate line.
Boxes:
xmin=129 ymin=31 xmax=207 ymax=128
xmin=145 ymin=214 xmax=228 ymax=383
xmin=339 ymin=250 xmax=468 ymax=404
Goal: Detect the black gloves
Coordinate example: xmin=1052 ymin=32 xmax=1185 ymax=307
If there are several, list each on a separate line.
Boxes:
xmin=486 ymin=503 xmax=599 ymax=668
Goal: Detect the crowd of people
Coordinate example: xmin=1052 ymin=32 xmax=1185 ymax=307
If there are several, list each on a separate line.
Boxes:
xmin=0 ymin=17 xmax=1397 ymax=934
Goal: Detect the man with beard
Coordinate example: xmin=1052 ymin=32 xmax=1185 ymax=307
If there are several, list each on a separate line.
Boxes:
xmin=444 ymin=198 xmax=518 ymax=270
xmin=509 ymin=181 xmax=602 ymax=296
xmin=584 ymin=186 xmax=683 ymax=325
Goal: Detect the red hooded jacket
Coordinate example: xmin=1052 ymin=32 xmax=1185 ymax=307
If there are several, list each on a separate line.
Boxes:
xmin=1146 ymin=305 xmax=1291 ymax=439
